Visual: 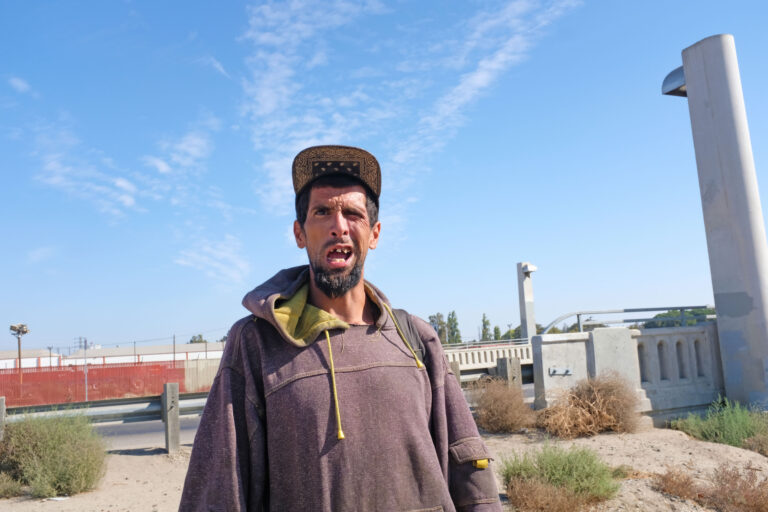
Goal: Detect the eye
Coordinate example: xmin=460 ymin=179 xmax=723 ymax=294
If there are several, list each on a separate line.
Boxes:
xmin=344 ymin=208 xmax=365 ymax=220
xmin=314 ymin=207 xmax=329 ymax=216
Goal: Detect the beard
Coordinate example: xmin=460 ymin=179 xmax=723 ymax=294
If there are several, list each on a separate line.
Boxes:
xmin=311 ymin=259 xmax=363 ymax=298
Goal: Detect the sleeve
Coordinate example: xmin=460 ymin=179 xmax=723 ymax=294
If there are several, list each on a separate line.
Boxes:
xmin=179 ymin=318 xmax=268 ymax=512
xmin=413 ymin=316 xmax=502 ymax=512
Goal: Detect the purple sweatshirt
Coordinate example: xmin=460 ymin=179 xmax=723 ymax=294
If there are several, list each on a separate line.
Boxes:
xmin=179 ymin=266 xmax=501 ymax=511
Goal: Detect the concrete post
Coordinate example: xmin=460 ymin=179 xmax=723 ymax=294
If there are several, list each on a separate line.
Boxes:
xmin=162 ymin=383 xmax=180 ymax=453
xmin=450 ymin=361 xmax=462 ymax=388
xmin=0 ymin=397 xmax=5 ymax=442
xmin=496 ymin=357 xmax=522 ymax=389
xmin=517 ymin=262 xmax=537 ymax=340
xmin=680 ymin=35 xmax=768 ymax=406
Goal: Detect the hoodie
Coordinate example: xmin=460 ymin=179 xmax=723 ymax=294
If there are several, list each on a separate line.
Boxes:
xmin=179 ymin=266 xmax=501 ymax=511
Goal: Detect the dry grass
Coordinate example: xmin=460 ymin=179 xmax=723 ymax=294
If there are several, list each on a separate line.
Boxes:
xmin=654 ymin=467 xmax=700 ymax=501
xmin=506 ymin=476 xmax=586 ymax=512
xmin=654 ymin=464 xmax=768 ymax=512
xmin=702 ymin=464 xmax=768 ymax=512
xmin=537 ymin=372 xmax=639 ymax=439
xmin=474 ymin=378 xmax=535 ymax=433
xmin=743 ymin=433 xmax=768 ymax=456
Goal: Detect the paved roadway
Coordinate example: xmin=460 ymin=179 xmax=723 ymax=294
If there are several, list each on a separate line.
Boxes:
xmin=93 ymin=383 xmax=534 ymax=450
xmin=95 ymin=416 xmax=201 ymax=451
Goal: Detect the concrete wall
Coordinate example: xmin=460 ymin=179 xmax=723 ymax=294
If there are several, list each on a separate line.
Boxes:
xmin=532 ymin=326 xmax=724 ymax=423
xmin=183 ymin=359 xmax=221 ymax=392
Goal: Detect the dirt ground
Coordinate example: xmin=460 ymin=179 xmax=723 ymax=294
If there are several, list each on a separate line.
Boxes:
xmin=3 ymin=426 xmax=768 ymax=511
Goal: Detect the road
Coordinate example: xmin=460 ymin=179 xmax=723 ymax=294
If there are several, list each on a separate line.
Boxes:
xmin=95 ymin=415 xmax=201 ymax=451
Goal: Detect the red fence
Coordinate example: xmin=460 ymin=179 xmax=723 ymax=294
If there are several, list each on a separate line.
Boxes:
xmin=0 ymin=362 xmax=191 ymax=407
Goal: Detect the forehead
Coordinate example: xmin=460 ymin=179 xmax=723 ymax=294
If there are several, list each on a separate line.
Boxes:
xmin=308 ymin=184 xmax=368 ymax=207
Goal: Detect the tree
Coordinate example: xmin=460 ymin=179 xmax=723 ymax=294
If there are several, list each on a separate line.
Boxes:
xmin=189 ymin=334 xmax=208 ymax=344
xmin=493 ymin=326 xmax=502 ymax=341
xmin=428 ymin=313 xmax=447 ymax=344
xmin=481 ymin=314 xmax=491 ymax=341
xmin=643 ymin=308 xmax=715 ymax=329
xmin=503 ymin=323 xmax=553 ymax=339
xmin=446 ymin=311 xmax=461 ymax=344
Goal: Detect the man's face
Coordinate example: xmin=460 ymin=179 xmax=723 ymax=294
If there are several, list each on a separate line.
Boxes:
xmin=294 ymin=184 xmax=381 ymax=298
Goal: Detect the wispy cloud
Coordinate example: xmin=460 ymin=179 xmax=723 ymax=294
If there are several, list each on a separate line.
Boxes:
xmin=168 ymin=131 xmax=212 ymax=168
xmin=8 ymin=76 xmax=30 ymax=93
xmin=144 ymin=116 xmax=220 ymax=176
xmin=142 ymin=155 xmax=171 ymax=174
xmin=199 ymin=56 xmax=231 ymax=78
xmin=175 ymin=234 xmax=251 ymax=283
xmin=240 ymin=0 xmax=577 ymax=214
xmin=31 ymin=122 xmax=143 ymax=216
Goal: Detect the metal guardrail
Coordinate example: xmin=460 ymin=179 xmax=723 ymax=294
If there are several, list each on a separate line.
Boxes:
xmin=4 ymin=392 xmax=208 ymax=424
xmin=542 ymin=305 xmax=715 ymax=334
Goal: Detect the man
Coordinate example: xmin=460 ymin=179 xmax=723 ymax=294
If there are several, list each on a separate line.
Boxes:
xmin=180 ymin=145 xmax=501 ymax=511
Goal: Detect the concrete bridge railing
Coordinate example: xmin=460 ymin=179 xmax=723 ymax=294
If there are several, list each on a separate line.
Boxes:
xmin=532 ymin=323 xmax=724 ymax=424
xmin=443 ymin=342 xmax=532 ymax=371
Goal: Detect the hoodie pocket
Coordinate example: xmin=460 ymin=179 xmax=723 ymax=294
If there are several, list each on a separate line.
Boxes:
xmin=448 ymin=437 xmax=492 ymax=465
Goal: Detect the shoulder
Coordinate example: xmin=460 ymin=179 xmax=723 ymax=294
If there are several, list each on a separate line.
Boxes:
xmin=399 ymin=311 xmax=447 ymax=357
xmin=221 ymin=315 xmax=268 ymax=373
xmin=407 ymin=314 xmax=438 ymax=342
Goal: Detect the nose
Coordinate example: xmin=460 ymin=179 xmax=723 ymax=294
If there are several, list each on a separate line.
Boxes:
xmin=330 ymin=211 xmax=349 ymax=237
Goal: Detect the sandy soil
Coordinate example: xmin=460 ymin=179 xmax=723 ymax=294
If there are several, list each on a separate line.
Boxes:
xmin=3 ymin=427 xmax=768 ymax=511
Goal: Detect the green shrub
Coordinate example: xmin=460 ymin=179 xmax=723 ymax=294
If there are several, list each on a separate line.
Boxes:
xmin=0 ymin=414 xmax=106 ymax=497
xmin=499 ymin=444 xmax=620 ymax=508
xmin=0 ymin=471 xmax=23 ymax=498
xmin=671 ymin=397 xmax=768 ymax=448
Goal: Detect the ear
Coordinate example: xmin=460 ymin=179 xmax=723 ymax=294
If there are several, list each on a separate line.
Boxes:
xmin=368 ymin=221 xmax=381 ymax=250
xmin=294 ymin=220 xmax=306 ymax=249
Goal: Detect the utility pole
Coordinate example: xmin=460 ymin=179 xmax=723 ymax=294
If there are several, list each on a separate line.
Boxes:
xmin=173 ymin=334 xmax=176 ymax=367
xmin=84 ymin=337 xmax=89 ymax=402
xmin=9 ymin=324 xmax=29 ymax=393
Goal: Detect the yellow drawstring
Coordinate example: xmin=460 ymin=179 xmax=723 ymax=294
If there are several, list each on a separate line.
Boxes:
xmin=324 ymin=330 xmax=345 ymax=440
xmin=381 ymin=302 xmax=424 ymax=369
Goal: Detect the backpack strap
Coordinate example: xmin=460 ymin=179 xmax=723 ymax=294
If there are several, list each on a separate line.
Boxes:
xmin=391 ymin=308 xmax=429 ymax=369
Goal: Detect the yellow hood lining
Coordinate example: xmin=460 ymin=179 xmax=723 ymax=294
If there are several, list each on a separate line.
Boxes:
xmin=273 ymin=284 xmax=349 ymax=347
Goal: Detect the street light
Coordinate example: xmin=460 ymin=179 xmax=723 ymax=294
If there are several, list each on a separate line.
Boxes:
xmin=662 ymin=34 xmax=768 ymax=405
xmin=9 ymin=324 xmax=29 ymax=390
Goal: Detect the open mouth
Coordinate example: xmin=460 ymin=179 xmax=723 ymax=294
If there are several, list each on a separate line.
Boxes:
xmin=326 ymin=245 xmax=353 ymax=269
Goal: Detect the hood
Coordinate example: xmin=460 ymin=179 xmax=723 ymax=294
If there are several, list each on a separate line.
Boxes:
xmin=242 ymin=265 xmax=391 ymax=348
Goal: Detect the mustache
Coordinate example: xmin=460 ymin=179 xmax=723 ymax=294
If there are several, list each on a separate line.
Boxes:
xmin=322 ymin=238 xmax=356 ymax=251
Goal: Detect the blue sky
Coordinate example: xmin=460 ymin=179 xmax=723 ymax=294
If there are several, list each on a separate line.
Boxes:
xmin=2 ymin=1 xmax=768 ymax=351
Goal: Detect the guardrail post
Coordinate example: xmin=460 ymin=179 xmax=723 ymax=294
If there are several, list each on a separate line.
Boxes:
xmin=162 ymin=383 xmax=179 ymax=453
xmin=0 ymin=397 xmax=5 ymax=441
xmin=496 ymin=357 xmax=522 ymax=389
xmin=450 ymin=361 xmax=461 ymax=388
